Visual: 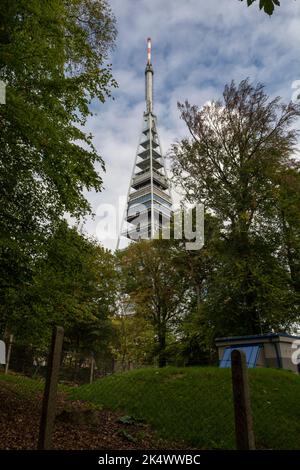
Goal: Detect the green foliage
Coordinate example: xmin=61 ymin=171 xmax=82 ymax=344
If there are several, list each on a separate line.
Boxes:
xmin=165 ymin=212 xmax=222 ymax=363
xmin=69 ymin=366 xmax=300 ymax=449
xmin=204 ymin=238 xmax=298 ymax=337
xmin=0 ymin=371 xmax=69 ymax=395
xmin=117 ymin=415 xmax=138 ymax=425
xmin=274 ymin=164 xmax=300 ymax=294
xmin=175 ymin=309 xmax=216 ymax=365
xmin=0 ymin=371 xmax=45 ymax=395
xmin=112 ymin=314 xmax=155 ymax=370
xmin=0 ymin=1 xmax=117 ymax=354
xmin=3 ymin=221 xmax=117 ymax=354
xmin=116 ymin=240 xmax=191 ymax=367
xmin=171 ymin=79 xmax=300 ymax=339
xmin=240 ymin=0 xmax=281 ymax=15
xmin=0 ymin=0 xmax=116 ymax=230
xmin=117 ymin=429 xmax=137 ymax=443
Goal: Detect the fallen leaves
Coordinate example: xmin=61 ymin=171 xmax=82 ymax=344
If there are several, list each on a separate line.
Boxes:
xmin=0 ymin=381 xmax=157 ymax=450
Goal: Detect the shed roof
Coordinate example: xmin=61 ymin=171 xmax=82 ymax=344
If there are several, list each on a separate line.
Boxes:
xmin=215 ymin=332 xmax=300 ymax=343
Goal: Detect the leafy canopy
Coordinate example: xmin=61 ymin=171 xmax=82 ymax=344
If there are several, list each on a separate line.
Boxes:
xmin=240 ymin=0 xmax=281 ymax=16
xmin=171 ymin=79 xmax=300 ymax=336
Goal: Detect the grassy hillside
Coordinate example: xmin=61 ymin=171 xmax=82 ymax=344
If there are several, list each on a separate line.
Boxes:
xmin=0 ymin=371 xmax=68 ymax=395
xmin=0 ymin=371 xmax=45 ymax=395
xmin=69 ymin=366 xmax=300 ymax=449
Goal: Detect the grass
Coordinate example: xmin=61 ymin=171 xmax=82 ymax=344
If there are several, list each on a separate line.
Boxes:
xmin=0 ymin=370 xmax=45 ymax=396
xmin=69 ymin=366 xmax=300 ymax=449
xmin=0 ymin=370 xmax=69 ymax=396
xmin=1 ymin=366 xmax=300 ymax=449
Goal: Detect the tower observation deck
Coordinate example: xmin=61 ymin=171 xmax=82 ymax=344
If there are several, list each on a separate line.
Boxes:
xmin=118 ymin=38 xmax=172 ymax=246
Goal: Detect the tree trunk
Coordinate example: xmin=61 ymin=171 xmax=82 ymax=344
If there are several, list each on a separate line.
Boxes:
xmin=235 ymin=228 xmax=262 ymax=335
xmin=158 ymin=326 xmax=166 ymax=368
xmin=89 ymin=355 xmax=95 ymax=384
xmin=281 ymin=211 xmax=300 ymax=294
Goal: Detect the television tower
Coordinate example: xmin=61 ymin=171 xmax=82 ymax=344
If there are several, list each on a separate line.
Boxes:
xmin=118 ymin=38 xmax=172 ymax=247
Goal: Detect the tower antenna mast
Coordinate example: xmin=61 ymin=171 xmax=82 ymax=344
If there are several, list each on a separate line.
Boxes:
xmin=117 ymin=38 xmax=172 ymax=249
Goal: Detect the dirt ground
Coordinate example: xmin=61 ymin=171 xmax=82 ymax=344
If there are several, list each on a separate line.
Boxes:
xmin=0 ymin=381 xmax=167 ymax=450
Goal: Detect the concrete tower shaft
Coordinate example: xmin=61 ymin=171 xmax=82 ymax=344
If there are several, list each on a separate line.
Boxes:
xmin=117 ymin=38 xmax=172 ymax=248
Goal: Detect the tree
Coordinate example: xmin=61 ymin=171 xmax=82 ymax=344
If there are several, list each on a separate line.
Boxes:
xmin=0 ymin=0 xmax=116 ymax=230
xmin=239 ymin=0 xmax=281 ymax=16
xmin=274 ymin=164 xmax=300 ymax=295
xmin=4 ymin=221 xmax=117 ymax=355
xmin=112 ymin=314 xmax=155 ymax=371
xmin=171 ymin=79 xmax=300 ymax=336
xmin=0 ymin=0 xmax=117 ymax=337
xmin=117 ymin=240 xmax=190 ymax=367
xmin=168 ymin=212 xmax=222 ymax=363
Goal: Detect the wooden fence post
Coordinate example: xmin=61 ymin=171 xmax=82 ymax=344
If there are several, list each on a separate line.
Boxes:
xmin=89 ymin=354 xmax=95 ymax=384
xmin=231 ymin=349 xmax=255 ymax=450
xmin=38 ymin=326 xmax=64 ymax=450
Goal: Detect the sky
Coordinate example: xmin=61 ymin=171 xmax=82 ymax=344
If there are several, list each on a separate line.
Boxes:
xmin=80 ymin=0 xmax=300 ymax=250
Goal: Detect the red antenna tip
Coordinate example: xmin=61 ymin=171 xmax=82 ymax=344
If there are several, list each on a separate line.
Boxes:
xmin=147 ymin=37 xmax=152 ymax=64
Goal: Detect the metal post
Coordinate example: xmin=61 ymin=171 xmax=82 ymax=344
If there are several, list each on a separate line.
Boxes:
xmin=231 ymin=349 xmax=255 ymax=450
xmin=38 ymin=326 xmax=64 ymax=450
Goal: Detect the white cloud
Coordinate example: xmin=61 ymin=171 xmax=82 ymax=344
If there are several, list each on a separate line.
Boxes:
xmin=80 ymin=0 xmax=300 ymax=250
